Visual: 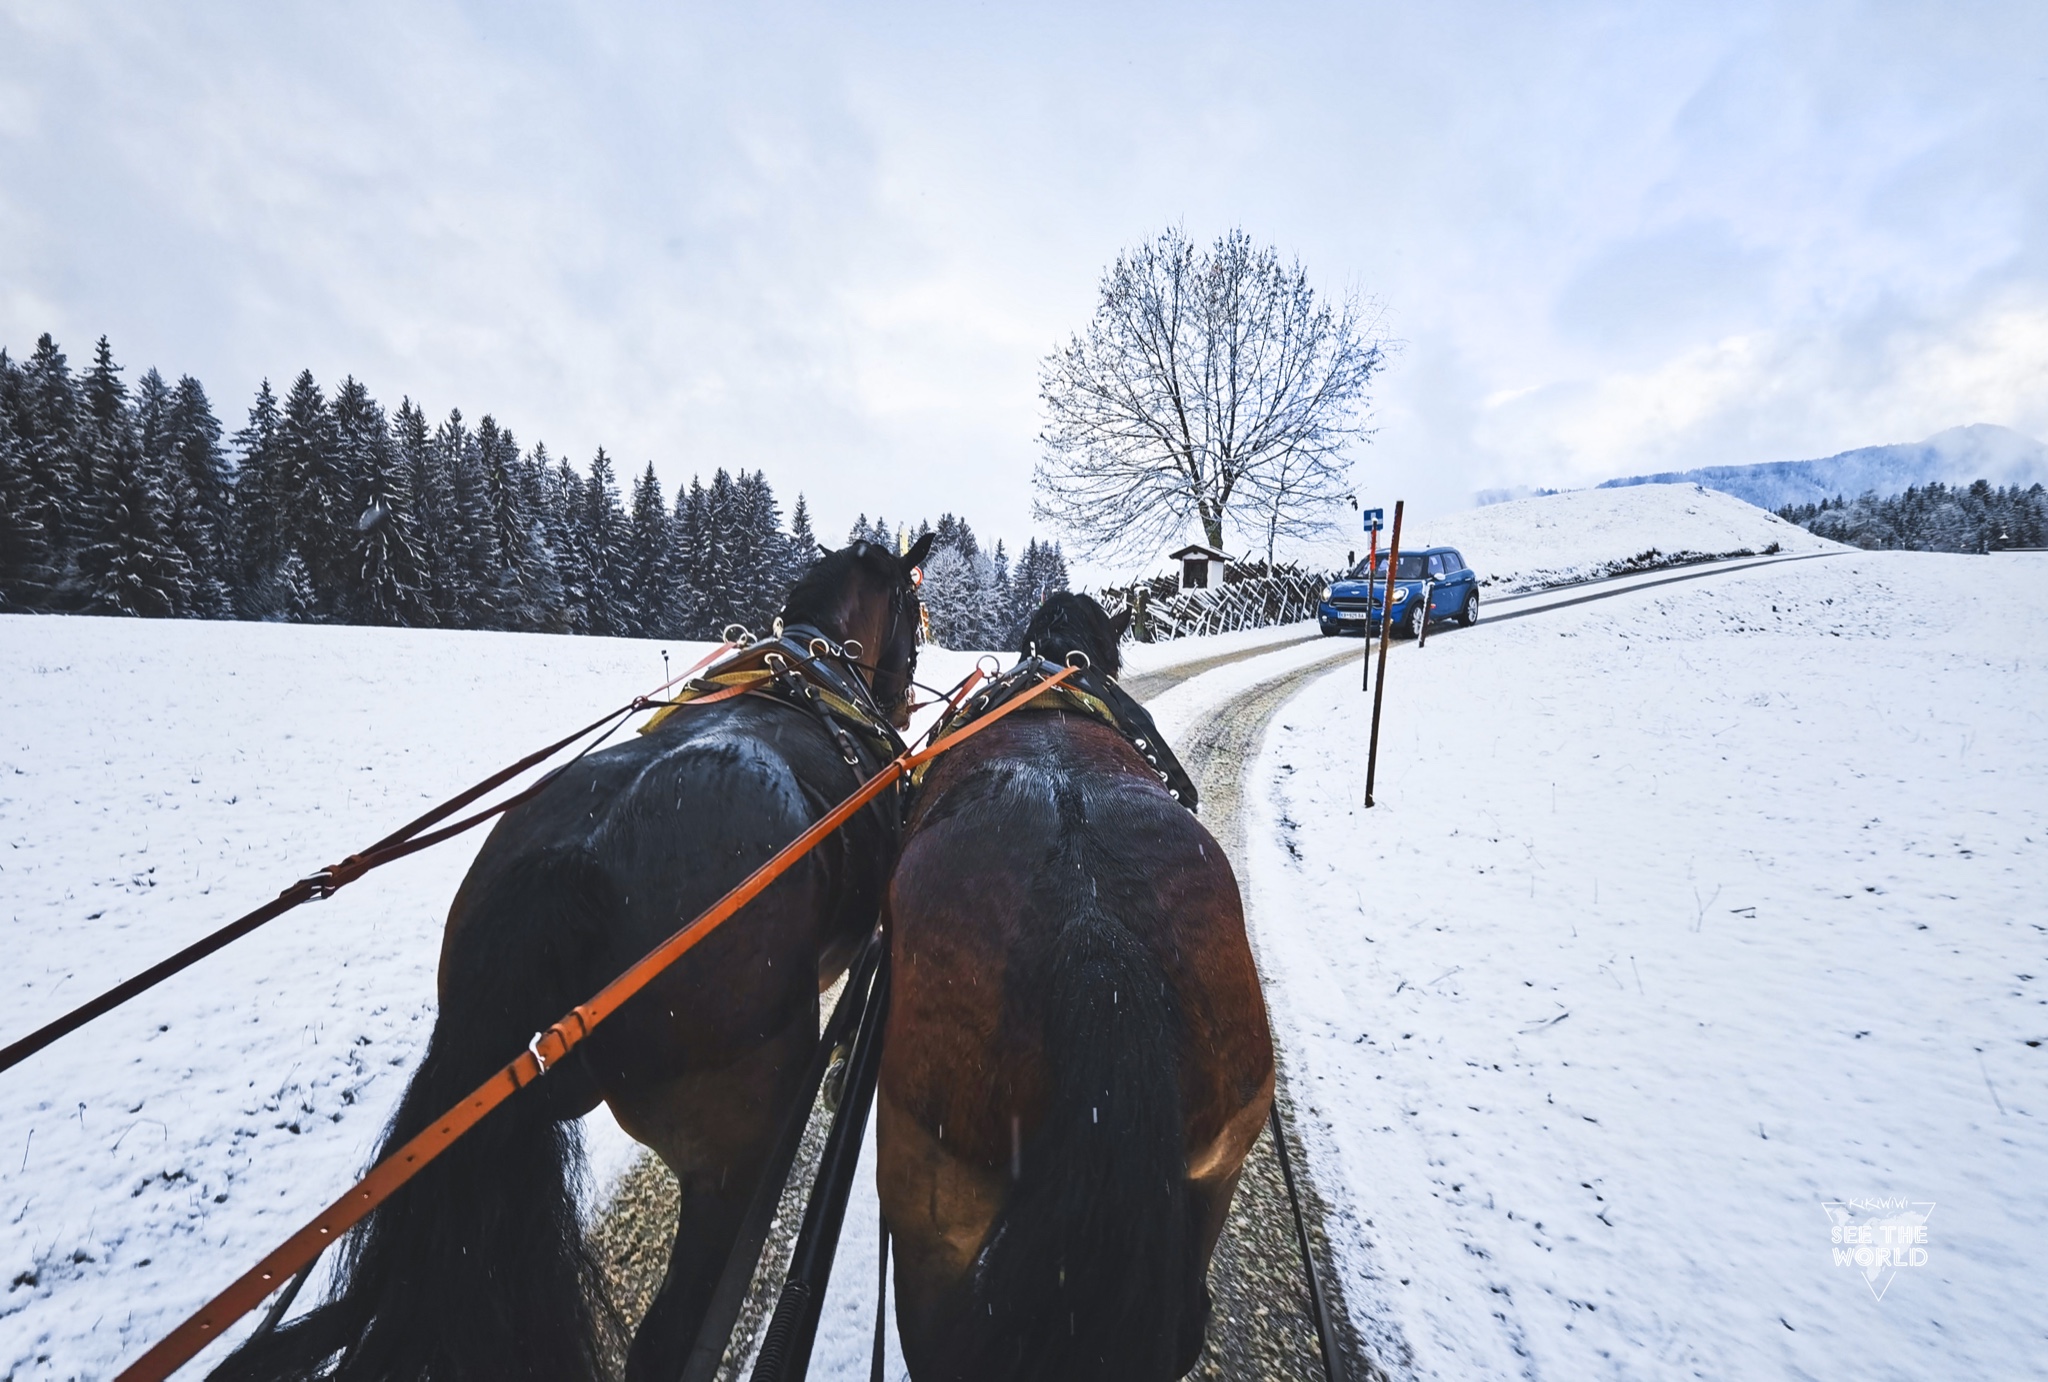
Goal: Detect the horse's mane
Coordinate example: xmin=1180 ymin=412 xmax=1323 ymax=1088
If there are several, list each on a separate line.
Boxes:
xmin=781 ymin=540 xmax=902 ymax=630
xmin=1019 ymin=591 xmax=1123 ymax=679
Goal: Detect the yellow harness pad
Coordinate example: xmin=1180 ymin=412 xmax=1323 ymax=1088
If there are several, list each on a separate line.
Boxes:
xmin=636 ymin=644 xmax=897 ymax=764
xmin=637 ymin=667 xmax=776 ymax=735
xmin=909 ymin=679 xmax=1122 ymax=789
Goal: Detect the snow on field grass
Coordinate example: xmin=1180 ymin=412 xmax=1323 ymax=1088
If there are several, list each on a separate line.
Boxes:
xmin=1250 ymin=551 xmax=2048 ymax=1379
xmin=0 ymin=612 xmax=1261 ymax=1378
xmin=1418 ymin=484 xmax=1841 ymax=593
xmin=0 ymin=618 xmax=728 ymax=1375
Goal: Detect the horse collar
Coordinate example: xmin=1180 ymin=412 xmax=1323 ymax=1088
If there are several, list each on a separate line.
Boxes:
xmin=922 ymin=658 xmax=1200 ymax=812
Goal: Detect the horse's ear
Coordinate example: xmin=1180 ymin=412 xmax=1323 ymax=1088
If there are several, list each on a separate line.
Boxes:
xmin=1109 ymin=608 xmax=1133 ymax=642
xmin=903 ymin=531 xmax=935 ymax=570
xmin=817 ymin=542 xmax=832 ymax=559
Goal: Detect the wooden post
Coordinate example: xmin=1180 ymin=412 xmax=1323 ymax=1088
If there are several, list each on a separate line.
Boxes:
xmin=1365 ymin=500 xmax=1403 ymax=808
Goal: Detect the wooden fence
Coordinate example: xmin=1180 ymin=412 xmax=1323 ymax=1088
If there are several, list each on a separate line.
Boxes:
xmin=1092 ymin=571 xmax=1332 ymax=642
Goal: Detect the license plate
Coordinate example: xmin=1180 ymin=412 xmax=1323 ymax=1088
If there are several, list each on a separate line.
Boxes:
xmin=1340 ymin=611 xmax=1371 ymax=620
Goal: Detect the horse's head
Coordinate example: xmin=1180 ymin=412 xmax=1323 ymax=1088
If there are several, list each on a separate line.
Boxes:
xmin=781 ymin=531 xmax=934 ymax=729
xmin=1019 ymin=591 xmax=1131 ymax=679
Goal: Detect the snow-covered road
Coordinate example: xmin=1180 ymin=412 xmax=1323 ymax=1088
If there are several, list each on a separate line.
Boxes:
xmin=1250 ymin=550 xmax=2047 ymax=1379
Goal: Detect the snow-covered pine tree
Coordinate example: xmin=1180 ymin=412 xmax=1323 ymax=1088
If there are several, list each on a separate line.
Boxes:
xmin=729 ymin=470 xmax=785 ymax=632
xmin=232 ymin=380 xmax=291 ymax=618
xmin=134 ymin=367 xmax=172 ymax=465
xmin=539 ymin=454 xmax=587 ymax=633
xmin=75 ymin=337 xmax=135 ymax=581
xmin=77 ymin=435 xmax=195 ymax=618
xmin=392 ymin=398 xmax=460 ymax=624
xmin=165 ymin=376 xmax=233 ymax=615
xmin=918 ymin=513 xmax=1003 ymax=648
xmin=273 ymin=549 xmax=317 ymax=623
xmin=17 ymin=336 xmax=89 ymax=582
xmin=785 ymin=492 xmax=818 ymax=586
xmin=1008 ymin=538 xmax=1071 ymax=629
xmin=990 ymin=539 xmax=1012 ymax=644
xmin=0 ymin=351 xmax=54 ymax=609
xmin=336 ymin=378 xmax=433 ymax=627
xmin=514 ymin=441 xmax=569 ymax=632
xmin=476 ymin=415 xmax=541 ymax=629
xmin=626 ymin=461 xmax=673 ymax=637
xmin=580 ymin=448 xmax=631 ymax=636
xmin=133 ymin=368 xmax=218 ymax=618
xmin=693 ymin=469 xmax=741 ymax=634
xmin=917 ymin=544 xmax=975 ymax=647
xmin=277 ymin=370 xmax=350 ymax=619
xmin=669 ymin=475 xmax=710 ymax=637
xmin=847 ymin=513 xmax=895 ymax=550
xmin=435 ymin=409 xmax=488 ymax=627
xmin=931 ymin=513 xmax=976 ymax=562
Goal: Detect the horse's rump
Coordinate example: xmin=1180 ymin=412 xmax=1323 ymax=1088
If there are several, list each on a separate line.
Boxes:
xmin=881 ymin=715 xmax=1272 ymax=1381
xmin=213 ymin=537 xmax=930 ymax=1382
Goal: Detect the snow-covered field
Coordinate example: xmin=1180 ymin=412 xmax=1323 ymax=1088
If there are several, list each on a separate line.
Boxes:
xmin=1416 ymin=483 xmax=1841 ymax=592
xmin=1252 ymin=550 xmax=2048 ymax=1378
xmin=0 ymin=619 xmax=732 ymax=1375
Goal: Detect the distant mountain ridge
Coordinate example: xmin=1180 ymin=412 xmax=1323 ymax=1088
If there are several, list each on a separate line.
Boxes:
xmin=1597 ymin=424 xmax=2048 ymax=512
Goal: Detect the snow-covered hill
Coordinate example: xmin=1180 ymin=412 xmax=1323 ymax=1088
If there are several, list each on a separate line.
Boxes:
xmin=1408 ymin=483 xmax=1840 ymax=593
xmin=1600 ymin=423 xmax=2048 ymax=511
xmin=1254 ymin=550 xmax=2048 ymax=1379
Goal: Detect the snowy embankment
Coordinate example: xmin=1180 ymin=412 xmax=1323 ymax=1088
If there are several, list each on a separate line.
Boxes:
xmin=0 ymin=613 xmax=1260 ymax=1378
xmin=1421 ymin=483 xmax=1840 ymax=593
xmin=1251 ymin=551 xmax=2048 ymax=1379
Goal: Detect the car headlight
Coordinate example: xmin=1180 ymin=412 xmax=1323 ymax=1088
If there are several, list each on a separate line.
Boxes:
xmin=1321 ymin=584 xmax=1333 ymax=601
xmin=1390 ymin=588 xmax=1408 ymax=603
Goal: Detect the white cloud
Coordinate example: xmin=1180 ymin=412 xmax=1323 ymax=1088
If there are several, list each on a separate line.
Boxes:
xmin=2 ymin=0 xmax=2044 ymax=574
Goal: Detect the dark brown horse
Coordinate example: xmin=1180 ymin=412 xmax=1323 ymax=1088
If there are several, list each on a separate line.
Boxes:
xmin=878 ymin=592 xmax=1274 ymax=1381
xmin=214 ymin=535 xmax=933 ymax=1382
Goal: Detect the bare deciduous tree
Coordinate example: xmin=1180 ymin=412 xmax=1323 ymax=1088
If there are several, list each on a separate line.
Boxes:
xmin=1034 ymin=226 xmax=1389 ymax=561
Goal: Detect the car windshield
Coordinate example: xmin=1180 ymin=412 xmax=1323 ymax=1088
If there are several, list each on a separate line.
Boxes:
xmin=1353 ymin=553 xmax=1427 ymax=580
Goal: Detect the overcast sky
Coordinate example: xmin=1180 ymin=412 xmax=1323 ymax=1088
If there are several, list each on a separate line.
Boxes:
xmin=4 ymin=0 xmax=2044 ymax=575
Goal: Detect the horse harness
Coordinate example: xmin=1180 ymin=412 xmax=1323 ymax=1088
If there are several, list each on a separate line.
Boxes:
xmin=913 ymin=656 xmax=1200 ymax=810
xmin=640 ymin=625 xmax=909 ymax=809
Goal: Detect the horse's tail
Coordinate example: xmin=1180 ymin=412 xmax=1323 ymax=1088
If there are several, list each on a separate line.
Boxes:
xmin=969 ymin=889 xmax=1196 ymax=1381
xmin=209 ymin=857 xmax=620 ymax=1382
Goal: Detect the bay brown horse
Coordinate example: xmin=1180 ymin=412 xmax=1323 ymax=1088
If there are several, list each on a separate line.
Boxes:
xmin=878 ymin=592 xmax=1275 ymax=1381
xmin=214 ymin=534 xmax=933 ymax=1382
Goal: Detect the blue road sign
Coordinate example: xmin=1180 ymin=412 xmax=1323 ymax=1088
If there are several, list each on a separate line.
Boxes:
xmin=1362 ymin=507 xmax=1384 ymax=534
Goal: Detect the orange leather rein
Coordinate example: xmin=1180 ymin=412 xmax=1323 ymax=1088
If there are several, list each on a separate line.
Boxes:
xmin=116 ymin=661 xmax=1070 ymax=1382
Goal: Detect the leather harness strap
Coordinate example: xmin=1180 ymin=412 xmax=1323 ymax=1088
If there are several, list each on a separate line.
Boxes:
xmin=914 ymin=656 xmax=1200 ymax=810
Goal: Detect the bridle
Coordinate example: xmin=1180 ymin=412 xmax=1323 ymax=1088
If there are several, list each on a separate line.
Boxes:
xmin=793 ymin=565 xmax=920 ymax=729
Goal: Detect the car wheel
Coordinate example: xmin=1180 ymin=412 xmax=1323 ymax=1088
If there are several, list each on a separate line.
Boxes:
xmin=1320 ymin=622 xmax=1339 ymax=637
xmin=1403 ymin=603 xmax=1425 ymax=639
xmin=1460 ymin=592 xmax=1478 ymax=626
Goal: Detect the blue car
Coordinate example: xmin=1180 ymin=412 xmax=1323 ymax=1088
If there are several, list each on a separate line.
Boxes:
xmin=1318 ymin=546 xmax=1480 ymax=637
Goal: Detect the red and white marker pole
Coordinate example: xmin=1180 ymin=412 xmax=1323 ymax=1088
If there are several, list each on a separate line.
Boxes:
xmin=1361 ymin=519 xmax=1379 ymax=692
xmin=1365 ymin=499 xmax=1404 ymax=808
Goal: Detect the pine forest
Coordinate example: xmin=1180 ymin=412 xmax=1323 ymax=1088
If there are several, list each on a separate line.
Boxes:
xmin=0 ymin=334 xmax=1067 ymax=648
